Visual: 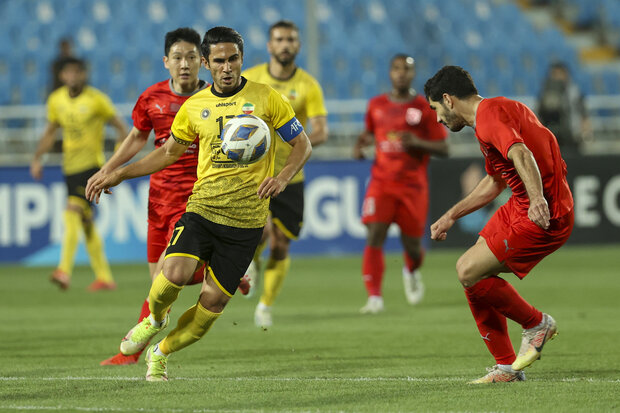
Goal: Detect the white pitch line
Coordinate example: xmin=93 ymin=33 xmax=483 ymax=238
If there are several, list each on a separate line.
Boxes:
xmin=1 ymin=376 xmax=619 ymax=383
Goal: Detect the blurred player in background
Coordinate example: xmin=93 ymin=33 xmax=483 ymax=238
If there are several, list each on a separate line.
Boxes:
xmin=243 ymin=20 xmax=328 ymax=328
xmin=86 ymin=26 xmax=312 ymax=382
xmin=425 ymin=66 xmax=574 ymax=383
xmin=353 ymin=54 xmax=447 ymax=314
xmin=31 ymin=57 xmax=127 ymax=292
xmin=92 ymin=28 xmax=213 ymax=366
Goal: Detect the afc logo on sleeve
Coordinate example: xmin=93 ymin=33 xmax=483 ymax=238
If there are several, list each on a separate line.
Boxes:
xmin=290 ymin=118 xmax=302 ymax=134
xmin=406 ymin=108 xmax=423 ymax=126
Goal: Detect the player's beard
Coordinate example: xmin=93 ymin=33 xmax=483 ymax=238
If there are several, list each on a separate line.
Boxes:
xmin=275 ymin=51 xmax=296 ymax=67
xmin=443 ymin=111 xmax=467 ymax=132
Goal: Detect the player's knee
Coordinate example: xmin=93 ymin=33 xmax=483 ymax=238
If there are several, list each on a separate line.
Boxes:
xmin=198 ymin=290 xmax=229 ymax=314
xmin=456 ymin=255 xmax=478 ymax=288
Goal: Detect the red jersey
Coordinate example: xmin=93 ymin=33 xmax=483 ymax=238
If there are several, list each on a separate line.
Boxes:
xmin=365 ymin=93 xmax=447 ymax=186
xmin=475 ymin=97 xmax=573 ymax=219
xmin=132 ymin=79 xmax=207 ymax=206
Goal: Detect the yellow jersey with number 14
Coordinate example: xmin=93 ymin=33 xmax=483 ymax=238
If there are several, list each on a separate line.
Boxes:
xmin=242 ymin=64 xmax=327 ymax=184
xmin=47 ymin=86 xmax=117 ymax=175
xmin=171 ymin=77 xmax=303 ymax=229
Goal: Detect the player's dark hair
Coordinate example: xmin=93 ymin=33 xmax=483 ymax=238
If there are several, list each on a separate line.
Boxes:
xmin=165 ymin=27 xmax=202 ymax=56
xmin=391 ymin=53 xmax=415 ymax=66
xmin=201 ymin=26 xmax=244 ymax=59
xmin=58 ymin=56 xmax=86 ymax=72
xmin=424 ymin=65 xmax=478 ymax=102
xmin=269 ymin=20 xmax=299 ymax=38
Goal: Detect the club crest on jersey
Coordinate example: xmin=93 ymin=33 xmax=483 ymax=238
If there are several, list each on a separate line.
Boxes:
xmin=288 ymin=89 xmax=297 ymax=100
xmin=242 ymin=102 xmax=255 ymax=114
xmin=406 ymin=108 xmax=423 ymax=125
xmin=201 ymin=108 xmax=211 ymax=119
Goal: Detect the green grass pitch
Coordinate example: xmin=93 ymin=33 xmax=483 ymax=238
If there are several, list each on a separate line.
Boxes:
xmin=1 ymin=245 xmax=619 ymax=412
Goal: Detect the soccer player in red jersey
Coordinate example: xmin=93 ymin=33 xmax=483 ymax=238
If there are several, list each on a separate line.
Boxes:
xmin=354 ymin=54 xmax=448 ymax=314
xmin=424 ymin=66 xmax=574 ymax=383
xmin=92 ymin=28 xmax=210 ymax=366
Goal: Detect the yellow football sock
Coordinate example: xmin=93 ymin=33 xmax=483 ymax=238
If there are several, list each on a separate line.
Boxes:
xmin=83 ymin=215 xmax=113 ymax=283
xmin=149 ymin=271 xmax=183 ymax=322
xmin=58 ymin=209 xmax=81 ymax=276
xmin=158 ymin=302 xmax=221 ymax=354
xmin=259 ymin=256 xmax=290 ymax=307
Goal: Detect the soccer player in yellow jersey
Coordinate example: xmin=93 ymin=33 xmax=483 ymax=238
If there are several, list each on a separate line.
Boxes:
xmin=86 ymin=26 xmax=312 ymax=382
xmin=31 ymin=57 xmax=128 ymax=291
xmin=242 ymin=20 xmax=328 ymax=328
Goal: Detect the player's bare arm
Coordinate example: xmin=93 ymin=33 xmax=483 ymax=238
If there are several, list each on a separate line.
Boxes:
xmin=99 ymin=128 xmax=150 ymax=174
xmin=86 ymin=136 xmax=187 ymax=204
xmin=431 ymin=173 xmax=506 ymax=241
xmin=353 ymin=131 xmax=374 ymax=160
xmin=88 ymin=127 xmax=151 ymax=190
xmin=507 ymin=142 xmax=550 ymax=229
xmin=108 ymin=115 xmax=129 ymax=147
xmin=258 ymin=130 xmax=311 ymax=200
xmin=30 ymin=122 xmax=60 ymax=180
xmin=398 ymin=131 xmax=449 ymax=157
xmin=308 ymin=115 xmax=328 ymax=147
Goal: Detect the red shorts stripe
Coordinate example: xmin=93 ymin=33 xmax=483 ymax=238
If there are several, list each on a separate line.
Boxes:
xmin=480 ymin=199 xmax=574 ymax=278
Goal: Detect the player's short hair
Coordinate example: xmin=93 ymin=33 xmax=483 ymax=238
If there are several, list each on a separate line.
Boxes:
xmin=201 ymin=26 xmax=244 ymax=59
xmin=391 ymin=54 xmax=415 ymax=67
xmin=165 ymin=27 xmax=202 ymax=56
xmin=424 ymin=65 xmax=478 ymax=102
xmin=58 ymin=57 xmax=86 ymax=72
xmin=269 ymin=20 xmax=299 ymax=38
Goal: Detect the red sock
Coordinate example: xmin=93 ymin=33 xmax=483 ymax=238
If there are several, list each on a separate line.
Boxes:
xmin=467 ymin=276 xmax=542 ymax=329
xmin=465 ymin=288 xmax=516 ymax=365
xmin=188 ymin=263 xmax=206 ymax=285
xmin=137 ymin=298 xmax=150 ymax=322
xmin=362 ymin=246 xmax=384 ymax=296
xmin=403 ymin=249 xmax=424 ymax=272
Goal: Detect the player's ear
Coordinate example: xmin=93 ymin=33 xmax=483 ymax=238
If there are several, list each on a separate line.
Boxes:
xmin=202 ymin=56 xmax=209 ymax=69
xmin=442 ymin=93 xmax=453 ymax=109
xmin=163 ymin=56 xmax=169 ymax=69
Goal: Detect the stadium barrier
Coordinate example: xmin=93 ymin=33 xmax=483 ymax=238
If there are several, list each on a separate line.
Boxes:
xmin=0 ymin=156 xmax=618 ymax=265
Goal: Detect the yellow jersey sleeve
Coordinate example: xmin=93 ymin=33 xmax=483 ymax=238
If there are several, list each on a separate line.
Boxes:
xmin=267 ymin=87 xmax=298 ymax=133
xmin=305 ymin=79 xmax=328 ymax=119
xmin=170 ymin=100 xmax=197 ymax=143
xmin=96 ymin=91 xmax=117 ymax=121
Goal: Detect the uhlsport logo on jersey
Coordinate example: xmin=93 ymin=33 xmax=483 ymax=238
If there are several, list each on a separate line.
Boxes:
xmin=242 ymin=103 xmax=255 ymax=114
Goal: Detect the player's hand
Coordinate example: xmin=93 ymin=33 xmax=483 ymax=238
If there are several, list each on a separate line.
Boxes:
xmin=398 ymin=131 xmax=423 ymax=149
xmin=30 ymin=159 xmax=43 ymax=181
xmin=353 ymin=143 xmax=365 ymax=160
xmin=257 ymin=176 xmax=287 ymax=199
xmin=430 ymin=214 xmax=455 ymax=241
xmin=528 ymin=196 xmax=550 ymax=229
xmin=86 ymin=169 xmax=122 ymax=204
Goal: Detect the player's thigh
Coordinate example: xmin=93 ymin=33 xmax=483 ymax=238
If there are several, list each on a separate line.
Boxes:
xmin=162 ymin=255 xmax=202 ymax=283
xmin=164 ymin=212 xmax=215 ymax=285
xmin=361 ymin=180 xmax=398 ymax=227
xmin=456 ymin=237 xmax=508 ymax=287
xmin=208 ymin=222 xmax=263 ymax=298
xmin=480 ymin=202 xmax=574 ymax=279
xmin=147 ymin=201 xmax=186 ymax=264
xmin=269 ymin=182 xmax=304 ymax=240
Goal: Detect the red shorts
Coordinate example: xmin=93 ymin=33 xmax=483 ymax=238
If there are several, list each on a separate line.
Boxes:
xmin=480 ymin=198 xmax=574 ymax=279
xmin=147 ymin=200 xmax=186 ymax=263
xmin=361 ymin=179 xmax=428 ymax=237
